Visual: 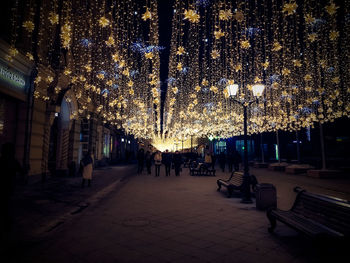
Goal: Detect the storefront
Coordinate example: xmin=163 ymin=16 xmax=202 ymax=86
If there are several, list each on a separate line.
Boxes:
xmin=0 ymin=40 xmax=33 ymax=165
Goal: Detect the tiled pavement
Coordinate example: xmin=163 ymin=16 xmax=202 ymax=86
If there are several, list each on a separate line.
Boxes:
xmin=4 ymin=164 xmax=350 ymax=263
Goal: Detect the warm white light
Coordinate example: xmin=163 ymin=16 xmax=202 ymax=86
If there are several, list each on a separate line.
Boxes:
xmin=226 ymin=84 xmax=239 ymax=96
xmin=121 ymin=138 xmax=124 ymax=142
xmin=252 ymin=84 xmax=265 ymax=97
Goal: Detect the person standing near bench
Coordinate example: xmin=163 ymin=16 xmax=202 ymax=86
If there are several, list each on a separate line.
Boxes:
xmin=173 ymin=150 xmax=182 ymax=176
xmin=154 ymin=151 xmax=162 ymax=177
xmin=233 ymin=149 xmax=241 ymax=171
xmin=137 ymin=148 xmax=144 ymax=174
xmin=81 ymin=151 xmax=94 ymax=187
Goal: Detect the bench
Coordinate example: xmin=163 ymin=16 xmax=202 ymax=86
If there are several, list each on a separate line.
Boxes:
xmin=190 ymin=163 xmax=216 ymax=176
xmin=267 ymin=187 xmax=350 ymax=240
xmin=217 ymin=172 xmax=258 ymax=198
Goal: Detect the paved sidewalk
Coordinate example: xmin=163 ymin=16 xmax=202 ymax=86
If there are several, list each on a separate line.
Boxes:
xmin=7 ymin=164 xmax=349 ymax=263
xmin=9 ymin=165 xmax=137 ymax=242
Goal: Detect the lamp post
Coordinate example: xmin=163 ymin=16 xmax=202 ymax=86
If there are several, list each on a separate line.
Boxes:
xmin=226 ymin=83 xmax=265 ymax=203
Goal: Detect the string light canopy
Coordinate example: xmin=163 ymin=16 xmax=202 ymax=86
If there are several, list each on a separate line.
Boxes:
xmin=6 ymin=0 xmax=350 ymax=146
xmin=163 ymin=0 xmax=350 ymax=141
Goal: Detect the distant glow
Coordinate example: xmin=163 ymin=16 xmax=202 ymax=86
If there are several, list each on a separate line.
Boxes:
xmin=152 ymin=137 xmax=195 ymax=152
xmin=121 ymin=138 xmax=124 ymax=142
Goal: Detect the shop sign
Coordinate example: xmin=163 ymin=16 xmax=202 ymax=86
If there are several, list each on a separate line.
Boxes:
xmin=0 ymin=63 xmax=26 ymax=89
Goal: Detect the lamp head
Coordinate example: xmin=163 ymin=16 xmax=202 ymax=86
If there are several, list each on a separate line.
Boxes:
xmin=252 ymin=84 xmax=265 ymax=97
xmin=226 ymin=84 xmax=239 ymax=96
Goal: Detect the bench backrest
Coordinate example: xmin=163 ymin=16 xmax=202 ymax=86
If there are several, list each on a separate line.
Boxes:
xmin=228 ymin=172 xmax=244 ymax=186
xmin=292 ymin=191 xmax=350 ymax=236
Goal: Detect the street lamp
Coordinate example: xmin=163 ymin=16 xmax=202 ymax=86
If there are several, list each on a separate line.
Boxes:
xmin=226 ymin=83 xmax=265 ymax=203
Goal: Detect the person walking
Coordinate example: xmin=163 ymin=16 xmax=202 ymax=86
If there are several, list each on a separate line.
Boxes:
xmin=204 ymin=151 xmax=212 ymax=168
xmin=173 ymin=151 xmax=182 ymax=176
xmin=219 ymin=151 xmax=226 ymax=172
xmin=137 ymin=148 xmax=145 ymax=174
xmin=162 ymin=149 xmax=172 ymax=176
xmin=81 ymin=151 xmax=94 ymax=187
xmin=145 ymin=150 xmax=152 ymax=175
xmin=233 ymin=149 xmax=242 ymax=171
xmin=154 ymin=151 xmax=162 ymax=177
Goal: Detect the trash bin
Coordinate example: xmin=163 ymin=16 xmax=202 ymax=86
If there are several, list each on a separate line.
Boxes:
xmin=255 ymin=183 xmax=277 ymax=211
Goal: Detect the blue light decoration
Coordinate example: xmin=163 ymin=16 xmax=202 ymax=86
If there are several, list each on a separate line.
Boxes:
xmin=114 ymin=73 xmax=120 ymax=79
xmin=299 ymin=107 xmax=312 ymax=114
xmin=130 ymin=70 xmax=139 ymax=78
xmin=99 ymin=70 xmax=107 ymax=76
xmin=195 ymin=0 xmax=211 ymax=8
xmin=130 ymin=40 xmax=165 ymax=54
xmin=81 ymin=38 xmax=92 ymax=47
xmin=181 ymin=67 xmax=188 ymax=74
xmin=112 ymin=84 xmax=119 ymax=89
xmin=218 ymin=78 xmax=228 ymax=85
xmin=242 ymin=27 xmax=261 ymax=38
xmin=269 ymin=74 xmax=280 ymax=83
xmin=202 ymin=87 xmax=209 ymax=93
xmin=101 ymin=89 xmax=109 ymax=95
xmin=327 ymin=67 xmax=335 ymax=73
xmin=167 ymin=77 xmax=176 ymax=86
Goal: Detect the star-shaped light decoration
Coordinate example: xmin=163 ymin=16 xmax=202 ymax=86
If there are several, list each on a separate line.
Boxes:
xmin=304 ymin=14 xmax=315 ymax=24
xmin=234 ymin=11 xmax=244 ymax=22
xmin=210 ymin=85 xmax=218 ymax=93
xmin=189 ymin=93 xmax=196 ymax=99
xmin=119 ymin=60 xmax=125 ymax=68
xmin=223 ymin=88 xmax=229 ymax=98
xmin=106 ymin=80 xmax=113 ymax=86
xmin=129 ymin=89 xmax=134 ymax=95
xmin=282 ymin=68 xmax=291 ymax=76
xmin=184 ymin=9 xmax=200 ymax=23
xmin=262 ymin=60 xmax=269 ymax=70
xmin=154 ymin=98 xmax=160 ymax=105
xmin=172 ymin=87 xmax=179 ymax=94
xmin=308 ymin=33 xmax=317 ymax=42
xmin=48 ymin=12 xmax=59 ymax=25
xmin=329 ymin=30 xmax=339 ymax=41
xmin=325 ymin=2 xmax=339 ymax=16
xmin=26 ymin=52 xmax=34 ymax=61
xmin=64 ymin=69 xmax=71 ymax=75
xmin=283 ymin=2 xmax=298 ymax=16
xmin=99 ymin=17 xmax=110 ymax=27
xmin=127 ymin=80 xmax=133 ymax=87
xmin=227 ymin=80 xmax=235 ymax=85
xmin=145 ymin=51 xmax=154 ymax=59
xmin=272 ymin=41 xmax=282 ymax=51
xmin=320 ymin=60 xmax=327 ymax=68
xmin=152 ymin=87 xmax=158 ymax=97
xmin=195 ymin=85 xmax=201 ymax=92
xmin=97 ymin=73 xmax=105 ymax=80
xmin=211 ymin=50 xmax=220 ymax=59
xmin=332 ymin=76 xmax=340 ymax=84
xmin=122 ymin=68 xmax=129 ymax=76
xmin=254 ymin=76 xmax=262 ymax=83
xmin=22 ymin=21 xmax=35 ymax=33
xmin=142 ymin=9 xmax=152 ymax=21
xmin=177 ymin=62 xmax=183 ymax=71
xmin=214 ymin=29 xmax=225 ymax=39
xmin=202 ymin=79 xmax=209 ymax=86
xmin=304 ymin=74 xmax=312 ymax=81
xmin=219 ymin=10 xmax=232 ymax=21
xmin=305 ymin=86 xmax=312 ymax=92
xmin=46 ymin=76 xmax=54 ymax=83
xmin=176 ymin=46 xmax=185 ymax=55
xmin=112 ymin=53 xmax=120 ymax=62
xmin=293 ymin=59 xmax=302 ymax=67
xmin=235 ymin=64 xmax=242 ymax=72
xmin=105 ymin=36 xmax=115 ymax=46
xmin=79 ymin=75 xmax=86 ymax=82
xmin=149 ymin=78 xmax=158 ymax=86
xmin=85 ymin=64 xmax=92 ymax=72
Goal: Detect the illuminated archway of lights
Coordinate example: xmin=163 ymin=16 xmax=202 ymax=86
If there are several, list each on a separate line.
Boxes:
xmin=9 ymin=0 xmax=350 ymax=146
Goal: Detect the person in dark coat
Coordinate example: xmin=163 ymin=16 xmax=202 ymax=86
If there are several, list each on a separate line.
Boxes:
xmin=162 ymin=149 xmax=172 ymax=176
xmin=137 ymin=148 xmax=144 ymax=174
xmin=233 ymin=149 xmax=242 ymax=171
xmin=219 ymin=151 xmax=226 ymax=172
xmin=0 ymin=143 xmax=24 ymax=244
xmin=227 ymin=151 xmax=234 ymax=173
xmin=172 ymin=151 xmax=182 ymax=176
xmin=211 ymin=154 xmax=216 ymax=169
xmin=145 ymin=150 xmax=152 ymax=175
